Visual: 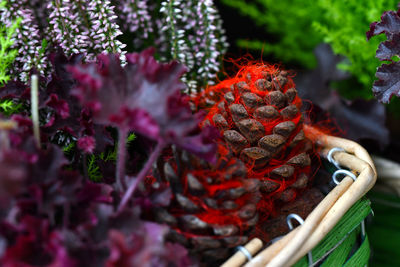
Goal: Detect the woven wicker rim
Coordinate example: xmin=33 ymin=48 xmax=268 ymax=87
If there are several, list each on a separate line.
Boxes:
xmin=222 ymin=125 xmax=377 ymax=267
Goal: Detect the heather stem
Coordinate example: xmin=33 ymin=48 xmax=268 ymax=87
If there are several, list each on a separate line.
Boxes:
xmin=30 ymin=75 xmax=40 ymax=148
xmin=116 ymin=128 xmax=128 ymax=192
xmin=118 ymin=140 xmax=165 ymax=212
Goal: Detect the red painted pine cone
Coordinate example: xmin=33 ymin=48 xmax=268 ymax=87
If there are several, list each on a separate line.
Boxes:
xmin=152 ymin=146 xmax=262 ymax=262
xmin=151 ymin=64 xmax=316 ymax=264
xmin=197 ymin=65 xmax=313 ymax=214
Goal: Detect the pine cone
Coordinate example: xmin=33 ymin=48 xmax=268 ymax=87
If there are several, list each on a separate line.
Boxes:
xmin=151 ymin=64 xmax=315 ymax=264
xmin=152 ymin=146 xmax=262 ymax=262
xmin=196 ymin=64 xmax=313 ymax=217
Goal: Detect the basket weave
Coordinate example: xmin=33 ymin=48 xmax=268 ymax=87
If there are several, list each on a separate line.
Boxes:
xmin=222 ymin=125 xmax=377 ymax=267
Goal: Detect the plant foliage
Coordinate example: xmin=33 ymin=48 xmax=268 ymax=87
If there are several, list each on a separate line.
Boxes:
xmin=0 ymin=99 xmax=22 ymax=116
xmin=222 ymin=0 xmax=322 ymax=68
xmin=0 ymin=0 xmax=227 ymax=93
xmin=158 ymin=0 xmax=228 ymax=93
xmin=0 ymin=1 xmax=19 ymax=86
xmin=0 ymin=0 xmax=48 ymax=81
xmin=70 ymin=48 xmax=217 ymax=161
xmin=295 ymin=44 xmax=389 ymax=147
xmin=367 ymin=5 xmax=400 ymax=103
xmin=0 ymin=48 xmax=208 ymax=266
xmin=221 ymin=0 xmax=398 ymax=98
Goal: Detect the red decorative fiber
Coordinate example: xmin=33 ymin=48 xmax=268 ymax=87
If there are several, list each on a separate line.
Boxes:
xmin=193 ymin=63 xmax=315 ymax=228
xmin=152 ymin=63 xmax=319 ymax=261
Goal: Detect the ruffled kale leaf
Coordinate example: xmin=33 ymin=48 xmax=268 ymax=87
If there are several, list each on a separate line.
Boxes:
xmin=367 ymin=8 xmax=400 ymax=103
xmin=0 ymin=216 xmax=76 ymax=266
xmin=69 ymin=48 xmax=217 ymax=162
xmin=0 ymin=80 xmax=30 ymax=100
xmin=106 ymin=224 xmax=191 ymax=267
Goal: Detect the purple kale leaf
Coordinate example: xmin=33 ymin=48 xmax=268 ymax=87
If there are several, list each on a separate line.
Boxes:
xmin=106 ymin=223 xmax=192 ymax=267
xmin=0 ymin=150 xmax=27 ymax=211
xmin=372 ymin=63 xmax=400 ymax=103
xmin=41 ymin=49 xmax=97 ymax=141
xmin=0 ymin=216 xmax=76 ymax=267
xmin=69 ymin=48 xmax=217 ymax=161
xmin=0 ymin=81 xmax=30 ymax=100
xmin=367 ymin=8 xmax=400 ymax=103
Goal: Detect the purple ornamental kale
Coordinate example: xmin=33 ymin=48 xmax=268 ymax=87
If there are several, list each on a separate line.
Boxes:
xmin=106 ymin=223 xmax=192 ymax=267
xmin=0 ymin=132 xmax=192 ymax=266
xmin=1 ymin=216 xmax=76 ymax=267
xmin=367 ymin=7 xmax=400 ymax=103
xmin=0 ymin=131 xmax=111 ymax=266
xmin=0 ymin=47 xmax=195 ymax=266
xmin=0 ymin=48 xmax=111 ymax=153
xmin=69 ymin=48 xmax=218 ymax=204
xmin=69 ymin=48 xmax=217 ymax=160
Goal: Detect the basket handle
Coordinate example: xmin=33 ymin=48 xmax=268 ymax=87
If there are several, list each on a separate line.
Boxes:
xmin=222 ymin=126 xmax=377 ymax=267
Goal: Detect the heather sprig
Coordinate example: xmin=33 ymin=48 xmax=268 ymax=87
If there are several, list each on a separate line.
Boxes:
xmin=117 ymin=0 xmax=154 ymax=49
xmin=47 ymin=0 xmax=126 ymax=61
xmin=190 ymin=0 xmax=228 ymax=87
xmin=86 ymin=0 xmax=126 ymax=61
xmin=47 ymin=0 xmax=88 ymax=55
xmin=0 ymin=0 xmax=47 ymax=81
xmin=159 ymin=1 xmax=194 ymax=86
xmin=1 ymin=0 xmax=228 ymax=93
xmin=0 ymin=6 xmax=19 ymax=85
xmin=115 ymin=0 xmax=228 ymax=93
xmin=0 ymin=0 xmax=126 ymax=80
xmin=159 ymin=0 xmax=228 ymax=94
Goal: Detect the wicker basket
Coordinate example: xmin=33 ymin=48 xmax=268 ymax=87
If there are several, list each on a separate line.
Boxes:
xmin=222 ymin=126 xmax=377 ymax=267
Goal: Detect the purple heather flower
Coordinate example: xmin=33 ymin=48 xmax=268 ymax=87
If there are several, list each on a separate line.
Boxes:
xmin=1 ymin=0 xmax=128 ymax=81
xmin=86 ymin=0 xmax=127 ymax=62
xmin=159 ymin=0 xmax=228 ymax=94
xmin=0 ymin=3 xmax=45 ymax=81
xmin=47 ymin=0 xmax=89 ymax=56
xmin=118 ymin=0 xmax=153 ymax=41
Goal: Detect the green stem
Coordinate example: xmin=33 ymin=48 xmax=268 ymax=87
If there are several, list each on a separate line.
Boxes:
xmin=30 ymin=75 xmax=40 ymax=148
